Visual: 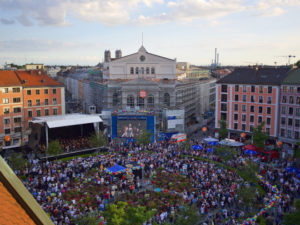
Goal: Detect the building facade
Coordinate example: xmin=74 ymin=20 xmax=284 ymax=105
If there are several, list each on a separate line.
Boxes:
xmin=215 ymin=67 xmax=291 ymax=140
xmin=0 ymin=70 xmax=65 ymax=149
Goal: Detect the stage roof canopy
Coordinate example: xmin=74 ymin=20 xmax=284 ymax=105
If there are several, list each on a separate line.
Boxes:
xmin=32 ymin=113 xmax=102 ymax=129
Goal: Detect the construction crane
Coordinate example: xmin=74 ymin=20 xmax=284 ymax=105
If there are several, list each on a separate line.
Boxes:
xmin=276 ymin=55 xmax=296 ymax=65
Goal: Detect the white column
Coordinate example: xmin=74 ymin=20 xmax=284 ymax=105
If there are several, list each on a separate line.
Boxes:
xmin=45 ymin=124 xmax=49 ymax=149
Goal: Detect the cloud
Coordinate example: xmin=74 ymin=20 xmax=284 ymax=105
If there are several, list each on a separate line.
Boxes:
xmin=0 ymin=18 xmax=15 ymax=25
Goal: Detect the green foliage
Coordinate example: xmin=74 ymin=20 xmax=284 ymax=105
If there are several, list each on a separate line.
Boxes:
xmin=253 ymin=122 xmax=268 ymax=148
xmin=9 ymin=152 xmax=26 ymax=171
xmin=89 ymin=132 xmax=107 ymax=148
xmin=182 ymin=138 xmax=191 ymax=151
xmin=219 ymin=120 xmax=228 ymax=139
xmin=257 ymin=216 xmax=266 ymax=225
xmin=73 ymin=212 xmax=103 ymax=225
xmin=136 ymin=129 xmax=152 ymax=146
xmin=296 ymin=60 xmax=300 ymax=69
xmin=239 ymin=160 xmax=260 ymax=182
xmin=214 ymin=145 xmax=238 ymax=160
xmin=174 ymin=206 xmax=203 ymax=225
xmin=47 ymin=140 xmax=63 ymax=156
xmin=238 ymin=185 xmax=257 ymax=207
xmin=283 ymin=200 xmax=300 ymax=225
xmin=104 ymin=201 xmax=155 ymax=225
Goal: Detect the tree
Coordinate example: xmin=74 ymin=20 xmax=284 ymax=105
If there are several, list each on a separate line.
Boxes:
xmin=253 ymin=122 xmax=268 ymax=148
xmin=47 ymin=140 xmax=63 ymax=156
xmin=283 ymin=200 xmax=300 ymax=225
xmin=89 ymin=132 xmax=107 ymax=148
xmin=174 ymin=206 xmax=203 ymax=225
xmin=73 ymin=212 xmax=103 ymax=225
xmin=8 ymin=152 xmax=26 ymax=171
xmin=219 ymin=120 xmax=228 ymax=139
xmin=296 ymin=60 xmax=300 ymax=69
xmin=182 ymin=138 xmax=191 ymax=151
xmin=214 ymin=145 xmax=238 ymax=160
xmin=136 ymin=130 xmax=152 ymax=146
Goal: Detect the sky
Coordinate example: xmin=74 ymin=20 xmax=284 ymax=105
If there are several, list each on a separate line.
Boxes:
xmin=0 ymin=0 xmax=299 ymax=66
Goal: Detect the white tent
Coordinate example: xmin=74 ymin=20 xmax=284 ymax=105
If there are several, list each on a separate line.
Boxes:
xmin=219 ymin=138 xmax=244 ymax=147
xmin=203 ymin=137 xmax=219 ymax=142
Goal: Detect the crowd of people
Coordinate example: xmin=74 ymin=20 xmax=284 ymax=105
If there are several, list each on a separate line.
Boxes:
xmin=14 ymin=138 xmax=300 ymax=225
xmin=59 ymin=137 xmax=91 ymax=152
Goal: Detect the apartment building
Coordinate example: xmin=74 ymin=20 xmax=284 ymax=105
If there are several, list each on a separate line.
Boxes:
xmin=215 ymin=67 xmax=291 ymax=140
xmin=0 ymin=70 xmax=65 ymax=149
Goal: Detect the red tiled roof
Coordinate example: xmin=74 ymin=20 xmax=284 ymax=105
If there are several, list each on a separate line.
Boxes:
xmin=0 ymin=71 xmax=22 ymax=87
xmin=16 ymin=70 xmax=63 ymax=87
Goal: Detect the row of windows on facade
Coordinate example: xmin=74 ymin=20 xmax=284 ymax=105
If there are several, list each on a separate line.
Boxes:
xmin=221 ymin=103 xmax=273 ymax=114
xmin=282 ymin=96 xmax=300 ymax=104
xmin=281 ymin=117 xmax=300 ymax=127
xmin=3 ymin=127 xmax=22 ymax=135
xmin=280 ymin=129 xmax=300 ymax=139
xmin=282 ymin=86 xmax=300 ymax=93
xmin=2 ymin=98 xmax=58 ymax=105
xmin=221 ymin=94 xmax=272 ymax=104
xmin=112 ymin=93 xmax=171 ymax=107
xmin=232 ymin=123 xmax=271 ymax=135
xmin=2 ymin=88 xmax=57 ymax=94
xmin=130 ymin=67 xmax=155 ymax=75
xmin=221 ymin=85 xmax=273 ymax=94
xmin=233 ymin=114 xmax=272 ymax=125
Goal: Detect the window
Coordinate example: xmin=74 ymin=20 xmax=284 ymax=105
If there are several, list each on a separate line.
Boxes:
xmin=146 ymin=67 xmax=150 ymax=74
xmin=281 ymin=129 xmax=285 ymax=137
xmin=14 ymin=127 xmax=21 ymax=133
xmin=283 ymin=86 xmax=287 ymax=92
xmin=297 ymin=97 xmax=300 ymax=105
xmin=141 ymin=67 xmax=144 ymax=74
xmin=147 ymin=95 xmax=154 ymax=108
xmin=289 ymin=96 xmax=294 ymax=104
xmin=243 ymin=85 xmax=247 ymax=92
xmin=242 ymin=95 xmax=247 ymax=102
xmin=127 ymin=95 xmax=134 ymax=108
xmin=163 ymin=93 xmax=170 ymax=107
xmin=296 ymin=108 xmax=300 ymax=116
xmin=44 ymin=89 xmax=48 ymax=94
xmin=295 ymin=131 xmax=299 ymax=139
xmin=130 ymin=67 xmax=134 ymax=74
xmin=266 ymin=96 xmax=272 ymax=104
xmin=250 ymin=125 xmax=254 ymax=132
xmin=242 ymin=124 xmax=246 ymax=131
xmin=4 ymin=118 xmax=10 ymax=124
xmin=234 ymin=95 xmax=239 ymax=101
xmin=288 ymin=118 xmax=293 ymax=126
xmin=234 ymin=123 xmax=238 ymax=130
xmin=45 ymin=109 xmax=49 ymax=116
xmin=45 ymin=99 xmax=49 ymax=105
xmin=221 ymin=103 xmax=227 ymax=111
xmin=250 ymin=115 xmax=254 ymax=123
xmin=234 ymin=104 xmax=238 ymax=111
xmin=2 ymin=88 xmax=8 ymax=93
xmin=36 ymin=89 xmax=40 ymax=95
xmin=282 ymin=106 xmax=286 ymax=114
xmin=36 ymin=99 xmax=40 ymax=106
xmin=13 ymin=107 xmax=21 ymax=113
xmin=259 ymin=106 xmax=263 ymax=114
xmin=289 ymin=87 xmax=294 ymax=93
xmin=12 ymin=87 xmax=20 ymax=93
xmin=52 ymin=89 xmax=57 ymax=94
xmin=13 ymin=98 xmax=21 ymax=103
xmin=298 ymin=87 xmax=300 ymax=93
xmin=289 ymin=107 xmax=293 ymax=115
xmin=113 ymin=93 xmax=118 ymax=106
xmin=267 ymin=107 xmax=271 ymax=115
xmin=242 ymin=114 xmax=246 ymax=122
xmin=221 ymin=94 xmax=227 ymax=102
xmin=27 ymin=90 xmax=31 ymax=95
xmin=287 ymin=130 xmax=292 ymax=138
xmin=28 ymin=111 xmax=32 ymax=118
xmin=138 ymin=97 xmax=145 ymax=108
xmin=53 ymin=109 xmax=58 ymax=115
xmin=4 ymin=129 xmax=10 ymax=135
xmin=221 ymin=85 xmax=227 ymax=92
xmin=53 ymin=98 xmax=57 ymax=105
xmin=250 ymin=106 xmax=255 ymax=113
xmin=251 ymin=96 xmax=255 ymax=102
xmin=295 ymin=119 xmax=300 ymax=128
xmin=13 ymin=117 xmax=21 ymax=123
xmin=242 ymin=105 xmax=246 ymax=112
xmin=266 ymin=128 xmax=270 ymax=135
xmin=234 ymin=114 xmax=238 ymax=120
xmin=282 ymin=96 xmax=287 ymax=103
xmin=28 ymin=100 xmax=32 ymax=107
xmin=251 ymin=85 xmax=255 ymax=93
xmin=235 ymin=85 xmax=239 ymax=92
xmin=4 ymin=108 xmax=9 ymax=114
xmin=151 ymin=67 xmax=155 ymax=74
xmin=281 ymin=117 xmax=286 ymax=125
xmin=135 ymin=67 xmax=139 ymax=74
xmin=266 ymin=117 xmax=271 ymax=125
xmin=268 ymin=86 xmax=272 ymax=93
xmin=259 ymin=96 xmax=263 ymax=103
xmin=259 ymin=86 xmax=264 ymax=93
xmin=3 ymin=98 xmax=9 ymax=104
xmin=36 ymin=110 xmax=41 ymax=117
xmin=258 ymin=116 xmax=263 ymax=124
xmin=221 ymin=113 xmax=227 ymax=121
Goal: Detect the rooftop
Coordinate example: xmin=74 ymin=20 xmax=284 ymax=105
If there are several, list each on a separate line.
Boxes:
xmin=15 ymin=70 xmax=63 ymax=87
xmin=0 ymin=70 xmax=22 ymax=87
xmin=282 ymin=68 xmax=300 ymax=85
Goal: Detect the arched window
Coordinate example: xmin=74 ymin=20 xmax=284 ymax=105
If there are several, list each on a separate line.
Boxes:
xmin=135 ymin=67 xmax=139 ymax=74
xmin=163 ymin=93 xmax=170 ymax=107
xmin=137 ymin=97 xmax=145 ymax=108
xmin=146 ymin=67 xmax=150 ymax=74
xmin=113 ymin=93 xmax=118 ymax=106
xmin=147 ymin=95 xmax=154 ymax=108
xmin=151 ymin=67 xmax=155 ymax=74
xmin=127 ymin=95 xmax=134 ymax=108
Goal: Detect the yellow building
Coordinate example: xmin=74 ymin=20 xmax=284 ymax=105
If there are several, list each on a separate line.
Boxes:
xmin=25 ymin=64 xmax=44 ymax=70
